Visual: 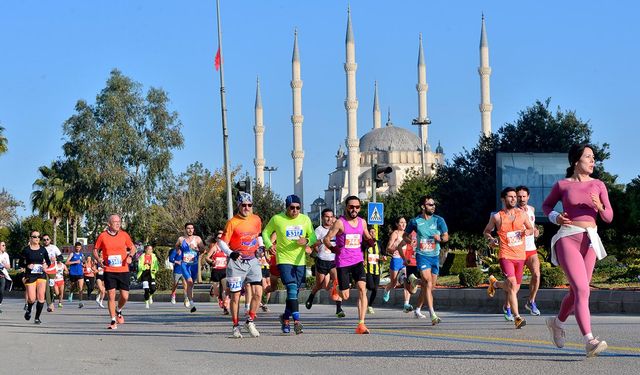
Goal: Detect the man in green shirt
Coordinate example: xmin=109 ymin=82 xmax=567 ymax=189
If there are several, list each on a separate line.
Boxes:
xmin=262 ymin=194 xmax=317 ymax=335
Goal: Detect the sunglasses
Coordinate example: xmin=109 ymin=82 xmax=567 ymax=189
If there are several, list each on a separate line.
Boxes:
xmin=288 ymin=205 xmax=301 ymax=211
xmin=347 ymin=205 xmax=361 ymax=210
xmin=241 ymin=203 xmax=253 ymax=208
xmin=425 ymin=203 xmax=435 ymax=207
xmin=31 ymin=235 xmax=40 ymax=239
xmin=43 ymin=238 xmax=51 ymax=241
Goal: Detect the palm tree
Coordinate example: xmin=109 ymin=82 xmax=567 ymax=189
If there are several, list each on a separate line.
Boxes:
xmin=31 ymin=164 xmax=67 ymax=245
xmin=0 ymin=125 xmax=7 ymax=155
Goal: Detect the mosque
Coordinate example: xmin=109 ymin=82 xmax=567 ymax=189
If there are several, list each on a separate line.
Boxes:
xmin=253 ymin=9 xmax=493 ymax=220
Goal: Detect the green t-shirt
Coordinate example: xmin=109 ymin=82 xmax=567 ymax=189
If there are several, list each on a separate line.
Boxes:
xmin=262 ymin=212 xmax=317 ymax=266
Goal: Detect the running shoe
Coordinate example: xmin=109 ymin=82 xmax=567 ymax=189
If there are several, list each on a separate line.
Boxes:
xmin=34 ymin=318 xmax=42 ymax=325
xmin=47 ymin=306 xmax=53 ymax=313
xmin=355 ymin=323 xmax=370 ymax=334
xmin=223 ymin=308 xmax=229 ymax=315
xmin=383 ymin=290 xmax=390 ymax=303
xmin=293 ymin=321 xmax=304 ymax=335
xmin=397 ymin=269 xmax=407 ymax=285
xmin=184 ymin=298 xmax=191 ymax=308
xmin=95 ymin=296 xmax=101 ymax=307
xmin=170 ymin=294 xmax=176 ymax=304
xmin=245 ymin=320 xmax=260 ymax=337
xmin=99 ymin=300 xmax=105 ymax=309
xmin=23 ymin=303 xmax=28 ymax=311
xmin=503 ymin=306 xmax=514 ymax=322
xmin=116 ymin=314 xmax=125 ymax=324
xmin=108 ymin=321 xmax=117 ymax=330
xmin=218 ymin=298 xmax=225 ymax=309
xmin=230 ymin=325 xmax=243 ymax=339
xmin=403 ymin=303 xmax=414 ymax=313
xmin=57 ymin=303 xmax=63 ymax=308
xmin=190 ymin=305 xmax=197 ymax=313
xmin=586 ymin=338 xmax=608 ymax=357
xmin=408 ymin=274 xmax=419 ymax=294
xmin=487 ymin=275 xmax=497 ymax=297
xmin=414 ymin=310 xmax=427 ymax=319
xmin=525 ymin=300 xmax=541 ymax=316
xmin=305 ymin=294 xmax=314 ymax=310
xmin=260 ymin=303 xmax=269 ymax=313
xmin=149 ymin=296 xmax=153 ymax=305
xmin=67 ymin=294 xmax=73 ymax=303
xmin=145 ymin=301 xmax=150 ymax=309
xmin=367 ymin=306 xmax=375 ymax=314
xmin=336 ymin=310 xmax=346 ymax=318
xmin=545 ymin=317 xmax=566 ymax=348
xmin=514 ymin=316 xmax=527 ymax=329
xmin=78 ymin=302 xmax=84 ymax=309
xmin=24 ymin=311 xmax=31 ymax=321
xmin=431 ymin=313 xmax=442 ymax=326
xmin=279 ymin=314 xmax=291 ymax=334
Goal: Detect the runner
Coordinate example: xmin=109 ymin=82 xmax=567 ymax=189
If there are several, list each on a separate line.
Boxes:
xmin=205 ymin=231 xmax=229 ymax=315
xmin=94 ymin=249 xmax=106 ymax=308
xmin=41 ymin=235 xmax=60 ymax=312
xmin=83 ymin=255 xmax=97 ymax=303
xmin=484 ymin=187 xmax=533 ymax=329
xmin=323 ymin=196 xmax=377 ymax=334
xmin=93 ymin=214 xmax=135 ymax=330
xmin=20 ymin=231 xmax=51 ymax=324
xmin=400 ymin=231 xmax=420 ymax=313
xmin=383 ymin=217 xmax=413 ymax=312
xmin=216 ymin=192 xmax=264 ymax=338
xmin=542 ymin=144 xmax=612 ymax=357
xmin=516 ymin=185 xmax=542 ymax=315
xmin=262 ymin=194 xmax=317 ymax=335
xmin=136 ymin=245 xmax=159 ymax=309
xmin=53 ymin=255 xmax=67 ymax=308
xmin=305 ymin=208 xmax=345 ymax=318
xmin=364 ymin=226 xmax=384 ymax=314
xmin=0 ymin=241 xmax=11 ymax=312
xmin=175 ymin=223 xmax=205 ymax=313
xmin=168 ymin=246 xmax=187 ymax=305
xmin=65 ymin=242 xmax=85 ymax=308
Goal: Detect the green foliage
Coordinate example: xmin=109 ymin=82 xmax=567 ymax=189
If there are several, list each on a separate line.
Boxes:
xmin=459 ymin=267 xmax=484 ymax=287
xmin=6 ymin=216 xmax=53 ymax=257
xmin=441 ymin=251 xmax=468 ymax=276
xmin=540 ymin=266 xmax=566 ymax=288
xmin=0 ymin=189 xmax=23 ymax=227
xmin=305 ymin=275 xmax=315 ymax=288
xmin=154 ymin=268 xmax=174 ymax=291
xmin=154 ymin=246 xmax=172 ymax=268
xmin=7 ymin=270 xmax=24 ymax=290
xmin=0 ymin=124 xmax=7 ymax=155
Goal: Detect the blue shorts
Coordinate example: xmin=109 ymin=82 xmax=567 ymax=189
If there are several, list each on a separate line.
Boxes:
xmin=416 ymin=253 xmax=439 ymax=276
xmin=180 ymin=263 xmax=194 ymax=280
xmin=277 ymin=264 xmax=305 ymax=289
xmin=389 ymin=257 xmax=405 ymax=272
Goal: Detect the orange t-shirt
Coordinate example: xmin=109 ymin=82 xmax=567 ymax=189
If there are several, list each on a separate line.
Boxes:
xmin=497 ymin=210 xmax=526 ymax=260
xmin=221 ymin=214 xmax=262 ymax=259
xmin=95 ymin=230 xmax=135 ymax=273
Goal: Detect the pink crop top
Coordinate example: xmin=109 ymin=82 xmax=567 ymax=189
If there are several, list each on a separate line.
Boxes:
xmin=542 ymin=179 xmax=613 ymax=224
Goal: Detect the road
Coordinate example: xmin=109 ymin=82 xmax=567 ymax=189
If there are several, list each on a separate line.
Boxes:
xmin=1 ymin=297 xmax=639 ymax=374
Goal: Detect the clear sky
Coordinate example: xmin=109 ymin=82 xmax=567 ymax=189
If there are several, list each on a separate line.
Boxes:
xmin=1 ymin=1 xmax=638 ymax=217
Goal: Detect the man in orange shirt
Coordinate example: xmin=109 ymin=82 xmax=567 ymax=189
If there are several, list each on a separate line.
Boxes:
xmin=93 ymin=214 xmax=135 ymax=330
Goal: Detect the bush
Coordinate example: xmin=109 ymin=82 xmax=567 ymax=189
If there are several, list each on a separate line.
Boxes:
xmin=608 ymin=265 xmax=640 ymax=283
xmin=155 ymin=268 xmax=174 ymax=291
xmin=154 ymin=246 xmax=172 ymax=269
xmin=440 ymin=251 xmax=467 ymax=276
xmin=488 ymin=264 xmax=502 ymax=277
xmin=458 ymin=267 xmax=484 ymax=287
xmin=540 ymin=266 xmax=566 ymax=288
xmin=305 ymin=276 xmax=315 ymax=289
xmin=7 ymin=270 xmax=25 ymax=291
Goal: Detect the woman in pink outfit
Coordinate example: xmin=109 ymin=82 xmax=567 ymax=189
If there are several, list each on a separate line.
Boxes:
xmin=542 ymin=144 xmax=613 ymax=357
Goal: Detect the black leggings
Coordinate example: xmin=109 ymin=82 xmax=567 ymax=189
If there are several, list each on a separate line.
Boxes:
xmin=140 ymin=270 xmax=156 ymax=300
xmin=84 ymin=276 xmax=96 ymax=299
xmin=366 ymin=273 xmax=380 ymax=307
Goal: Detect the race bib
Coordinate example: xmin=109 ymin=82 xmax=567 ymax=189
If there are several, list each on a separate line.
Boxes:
xmin=367 ymin=253 xmax=379 ymax=265
xmin=49 ymin=278 xmax=55 ymax=287
xmin=285 ymin=225 xmax=303 ymax=240
xmin=85 ymin=267 xmax=93 ymax=274
xmin=108 ymin=255 xmax=122 ymax=267
xmin=227 ymin=276 xmax=242 ymax=292
xmin=420 ymin=238 xmax=436 ymax=251
xmin=345 ymin=234 xmax=361 ymax=249
xmin=214 ymin=257 xmax=227 ymax=268
xmin=98 ymin=267 xmax=104 ymax=275
xmin=507 ymin=230 xmax=524 ymax=247
xmin=183 ymin=251 xmax=196 ymax=264
xmin=31 ymin=264 xmax=44 ymax=274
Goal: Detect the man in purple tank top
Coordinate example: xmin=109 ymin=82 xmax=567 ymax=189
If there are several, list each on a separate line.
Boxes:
xmin=323 ymin=196 xmax=376 ymax=334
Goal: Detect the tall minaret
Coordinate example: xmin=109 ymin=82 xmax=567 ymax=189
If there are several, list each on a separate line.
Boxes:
xmin=344 ymin=7 xmax=360 ymax=196
xmin=254 ymin=77 xmax=265 ymax=187
xmin=479 ymin=14 xmax=493 ymax=136
xmin=291 ymin=29 xmax=305 ymax=206
xmin=373 ymin=81 xmax=381 ymax=129
xmin=416 ymin=33 xmax=429 ymax=150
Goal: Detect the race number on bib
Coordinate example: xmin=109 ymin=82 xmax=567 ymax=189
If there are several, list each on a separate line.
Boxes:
xmin=367 ymin=253 xmax=379 ymax=265
xmin=183 ymin=252 xmax=196 ymax=264
xmin=227 ymin=276 xmax=242 ymax=292
xmin=285 ymin=226 xmax=303 ymax=240
xmin=506 ymin=231 xmax=524 ymax=247
xmin=31 ymin=264 xmax=44 ymax=274
xmin=420 ymin=239 xmax=436 ymax=252
xmin=108 ymin=255 xmax=123 ymax=267
xmin=345 ymin=234 xmax=361 ymax=249
xmin=214 ymin=257 xmax=227 ymax=268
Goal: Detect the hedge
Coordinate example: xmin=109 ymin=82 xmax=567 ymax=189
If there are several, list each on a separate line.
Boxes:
xmin=458 ymin=267 xmax=484 ymax=287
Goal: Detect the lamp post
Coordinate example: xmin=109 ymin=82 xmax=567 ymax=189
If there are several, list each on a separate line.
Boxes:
xmin=411 ymin=117 xmax=432 ymax=175
xmin=263 ymin=166 xmax=278 ymax=187
xmin=328 ymin=184 xmax=339 ymax=213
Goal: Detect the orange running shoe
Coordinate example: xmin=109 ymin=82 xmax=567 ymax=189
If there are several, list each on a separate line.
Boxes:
xmin=355 ymin=323 xmax=370 ymax=334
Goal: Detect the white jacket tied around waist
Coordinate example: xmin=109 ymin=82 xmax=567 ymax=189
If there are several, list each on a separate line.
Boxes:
xmin=550 ymin=225 xmax=606 ymax=266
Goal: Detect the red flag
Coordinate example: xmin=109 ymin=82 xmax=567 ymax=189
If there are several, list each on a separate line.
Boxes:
xmin=214 ymin=47 xmax=221 ymax=71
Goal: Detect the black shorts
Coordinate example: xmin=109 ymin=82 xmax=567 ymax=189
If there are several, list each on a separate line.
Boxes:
xmin=69 ymin=274 xmax=84 ymax=282
xmin=315 ymin=259 xmax=336 ymax=275
xmin=210 ymin=269 xmax=227 ymax=283
xmin=336 ymin=262 xmax=366 ymax=291
xmin=104 ymin=271 xmax=130 ymax=291
xmin=406 ymin=266 xmax=420 ymax=278
xmin=96 ymin=274 xmax=104 ymax=281
xmin=261 ymin=268 xmax=270 ymax=278
xmin=366 ymin=273 xmax=380 ymax=291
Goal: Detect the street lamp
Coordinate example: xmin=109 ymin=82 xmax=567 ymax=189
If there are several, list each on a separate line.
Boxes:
xmin=411 ymin=117 xmax=432 ymax=175
xmin=328 ymin=184 xmax=339 ymax=213
xmin=263 ymin=166 xmax=278 ymax=187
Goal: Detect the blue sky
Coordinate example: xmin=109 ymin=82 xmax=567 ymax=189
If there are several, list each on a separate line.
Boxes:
xmin=1 ymin=1 xmax=637 ymax=217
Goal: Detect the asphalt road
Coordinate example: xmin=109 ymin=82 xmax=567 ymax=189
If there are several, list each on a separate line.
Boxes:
xmin=1 ymin=297 xmax=639 ymax=374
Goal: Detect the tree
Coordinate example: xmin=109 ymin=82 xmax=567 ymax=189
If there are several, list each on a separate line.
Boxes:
xmin=61 ymin=69 xmax=184 ymax=235
xmin=0 ymin=124 xmax=7 ymax=155
xmin=0 ymin=189 xmax=23 ymax=227
xmin=30 ymin=163 xmax=66 ymax=245
xmin=6 ymin=216 xmax=53 ymax=258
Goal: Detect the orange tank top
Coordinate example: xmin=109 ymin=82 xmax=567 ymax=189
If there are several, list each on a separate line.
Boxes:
xmin=497 ymin=210 xmax=526 ymax=260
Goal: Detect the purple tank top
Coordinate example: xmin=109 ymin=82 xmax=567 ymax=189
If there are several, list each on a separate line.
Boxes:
xmin=334 ymin=216 xmax=364 ymax=268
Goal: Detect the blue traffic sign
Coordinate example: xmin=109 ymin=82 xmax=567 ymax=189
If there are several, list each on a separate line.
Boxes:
xmin=367 ymin=202 xmax=384 ymax=225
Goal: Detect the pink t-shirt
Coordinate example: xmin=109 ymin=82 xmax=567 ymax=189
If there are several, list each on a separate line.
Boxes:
xmin=334 ymin=216 xmax=365 ymax=268
xmin=542 ymin=179 xmax=613 ymax=223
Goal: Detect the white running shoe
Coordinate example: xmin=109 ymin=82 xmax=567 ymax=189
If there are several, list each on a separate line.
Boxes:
xmin=95 ymin=296 xmax=101 ymax=307
xmin=545 ymin=317 xmax=566 ymax=348
xmin=184 ymin=298 xmax=191 ymax=308
xmin=414 ymin=310 xmax=427 ymax=319
xmin=145 ymin=301 xmax=150 ymax=309
xmin=586 ymin=338 xmax=608 ymax=357
xmin=149 ymin=295 xmax=153 ymax=305
xmin=230 ymin=325 xmax=243 ymax=339
xmin=245 ymin=321 xmax=260 ymax=337
xmin=170 ymin=295 xmax=176 ymax=304
xmin=408 ymin=274 xmax=419 ymax=294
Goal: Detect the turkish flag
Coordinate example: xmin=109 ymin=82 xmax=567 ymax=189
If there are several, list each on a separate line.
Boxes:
xmin=214 ymin=47 xmax=221 ymax=71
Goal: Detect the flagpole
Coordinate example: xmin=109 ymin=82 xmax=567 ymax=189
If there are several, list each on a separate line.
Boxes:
xmin=216 ymin=0 xmax=233 ymax=219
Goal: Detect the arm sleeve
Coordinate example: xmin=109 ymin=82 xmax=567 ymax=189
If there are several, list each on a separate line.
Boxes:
xmin=542 ymin=182 xmax=562 ymax=216
xmin=598 ymin=180 xmax=614 ymax=223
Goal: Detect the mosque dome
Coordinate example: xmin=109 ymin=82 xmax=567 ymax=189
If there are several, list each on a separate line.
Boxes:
xmin=359 ymin=124 xmax=421 ymax=152
xmin=435 ymin=141 xmax=444 ymax=154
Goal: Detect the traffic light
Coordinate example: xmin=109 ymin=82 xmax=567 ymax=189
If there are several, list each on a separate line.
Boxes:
xmin=236 ymin=176 xmax=252 ymax=194
xmin=373 ymin=164 xmax=392 ymax=188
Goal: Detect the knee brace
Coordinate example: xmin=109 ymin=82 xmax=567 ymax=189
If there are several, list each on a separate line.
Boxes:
xmin=285 ymin=283 xmax=298 ymax=300
xmin=142 ymin=281 xmax=149 ymax=289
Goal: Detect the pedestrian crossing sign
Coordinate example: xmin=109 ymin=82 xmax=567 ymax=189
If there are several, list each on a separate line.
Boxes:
xmin=367 ymin=202 xmax=384 ymax=225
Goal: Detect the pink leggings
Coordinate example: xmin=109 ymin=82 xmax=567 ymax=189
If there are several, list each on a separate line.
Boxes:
xmin=555 ymin=232 xmax=596 ymax=335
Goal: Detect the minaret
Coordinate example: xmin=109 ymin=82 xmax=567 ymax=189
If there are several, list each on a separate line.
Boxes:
xmin=372 ymin=81 xmax=381 ymax=129
xmin=344 ymin=7 xmax=360 ymax=197
xmin=479 ymin=14 xmax=493 ymax=136
xmin=291 ymin=29 xmax=305 ymax=207
xmin=254 ymin=77 xmax=265 ymax=187
xmin=417 ymin=33 xmax=429 ymax=149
